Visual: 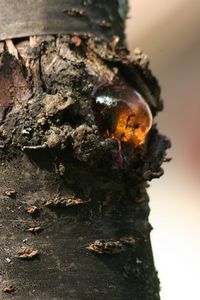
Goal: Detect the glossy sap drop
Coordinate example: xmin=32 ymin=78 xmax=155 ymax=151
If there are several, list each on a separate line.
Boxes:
xmin=92 ymin=82 xmax=153 ymax=147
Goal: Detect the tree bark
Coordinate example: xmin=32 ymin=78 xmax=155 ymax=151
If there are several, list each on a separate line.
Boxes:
xmin=0 ymin=2 xmax=170 ymax=300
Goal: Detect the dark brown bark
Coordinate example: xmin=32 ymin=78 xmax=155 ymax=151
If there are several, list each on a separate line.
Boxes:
xmin=0 ymin=2 xmax=170 ymax=300
xmin=0 ymin=0 xmax=127 ymax=43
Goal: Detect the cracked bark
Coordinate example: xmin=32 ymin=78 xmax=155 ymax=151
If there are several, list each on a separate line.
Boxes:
xmin=0 ymin=1 xmax=170 ymax=300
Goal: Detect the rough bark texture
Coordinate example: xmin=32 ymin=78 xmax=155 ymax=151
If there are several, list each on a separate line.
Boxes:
xmin=0 ymin=35 xmax=170 ymax=300
xmin=0 ymin=2 xmax=170 ymax=299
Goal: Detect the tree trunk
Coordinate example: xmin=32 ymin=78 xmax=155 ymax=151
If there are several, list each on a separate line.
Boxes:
xmin=0 ymin=1 xmax=170 ymax=299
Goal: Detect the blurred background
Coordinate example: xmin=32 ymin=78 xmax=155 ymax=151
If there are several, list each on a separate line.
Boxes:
xmin=126 ymin=1 xmax=200 ymax=299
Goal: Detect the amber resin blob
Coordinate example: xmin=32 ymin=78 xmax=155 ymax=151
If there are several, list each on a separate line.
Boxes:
xmin=92 ymin=81 xmax=153 ymax=147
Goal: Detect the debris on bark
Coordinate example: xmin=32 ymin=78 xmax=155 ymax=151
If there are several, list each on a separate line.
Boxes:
xmin=86 ymin=239 xmax=125 ymax=255
xmin=15 ymin=248 xmax=39 ymax=259
xmin=63 ymin=8 xmax=86 ymax=17
xmin=5 ymin=257 xmax=12 ymax=263
xmin=27 ymin=224 xmax=43 ymax=234
xmin=87 ymin=236 xmax=136 ymax=255
xmin=3 ymin=188 xmax=17 ymax=198
xmin=26 ymin=206 xmax=40 ymax=216
xmin=2 ymin=284 xmax=15 ymax=293
xmin=43 ymin=197 xmax=90 ymax=208
xmin=71 ymin=35 xmax=82 ymax=47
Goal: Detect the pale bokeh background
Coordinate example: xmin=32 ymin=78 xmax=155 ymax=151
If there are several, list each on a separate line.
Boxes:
xmin=126 ymin=1 xmax=200 ymax=299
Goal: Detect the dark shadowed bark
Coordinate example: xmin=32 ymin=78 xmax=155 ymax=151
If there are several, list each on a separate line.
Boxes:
xmin=0 ymin=1 xmax=170 ymax=299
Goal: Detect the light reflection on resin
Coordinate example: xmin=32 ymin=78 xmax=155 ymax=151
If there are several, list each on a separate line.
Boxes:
xmin=92 ymin=81 xmax=153 ymax=147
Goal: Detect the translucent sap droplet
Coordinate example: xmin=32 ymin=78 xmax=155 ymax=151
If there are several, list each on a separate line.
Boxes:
xmin=92 ymin=82 xmax=153 ymax=147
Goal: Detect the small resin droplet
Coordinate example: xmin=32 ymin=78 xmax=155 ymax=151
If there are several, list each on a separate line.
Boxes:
xmin=92 ymin=81 xmax=153 ymax=147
